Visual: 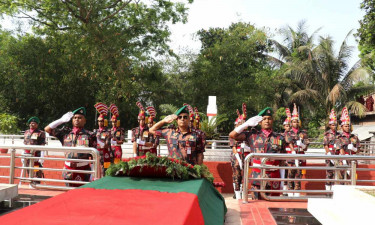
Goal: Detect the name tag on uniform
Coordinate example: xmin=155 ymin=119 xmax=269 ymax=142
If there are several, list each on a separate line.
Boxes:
xmin=31 ymin=133 xmax=38 ymax=140
xmin=187 ymin=147 xmax=191 ymax=154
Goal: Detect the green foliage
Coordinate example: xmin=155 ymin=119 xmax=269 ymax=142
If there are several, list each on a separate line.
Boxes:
xmin=106 ymin=152 xmax=214 ymax=183
xmin=357 ymin=0 xmax=375 ymax=71
xmin=0 ymin=113 xmax=20 ymax=134
xmin=199 ymin=113 xmax=228 ymax=139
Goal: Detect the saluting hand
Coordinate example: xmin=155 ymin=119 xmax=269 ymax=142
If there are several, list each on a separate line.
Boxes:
xmin=163 ymin=114 xmax=177 ymax=123
xmin=61 ymin=112 xmax=74 ymax=123
xmin=244 ymin=115 xmax=263 ymax=127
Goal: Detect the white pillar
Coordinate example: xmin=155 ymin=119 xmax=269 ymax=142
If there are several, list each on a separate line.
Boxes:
xmin=207 ymin=96 xmax=218 ymax=148
xmin=127 ymin=130 xmax=132 ymax=143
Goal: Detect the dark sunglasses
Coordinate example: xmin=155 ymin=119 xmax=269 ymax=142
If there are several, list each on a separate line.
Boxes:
xmin=178 ymin=115 xmax=188 ymax=120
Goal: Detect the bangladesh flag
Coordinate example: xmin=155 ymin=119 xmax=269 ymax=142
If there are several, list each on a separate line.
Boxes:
xmin=0 ymin=176 xmax=227 ymax=225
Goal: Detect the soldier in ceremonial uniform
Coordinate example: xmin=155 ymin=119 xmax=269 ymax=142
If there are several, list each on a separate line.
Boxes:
xmin=109 ymin=104 xmax=124 ymax=164
xmin=323 ymin=109 xmax=339 ymax=190
xmin=229 ymin=104 xmax=250 ymax=199
xmin=335 ymin=107 xmax=360 ymax=181
xmin=132 ymin=102 xmax=159 ymax=157
xmin=287 ymin=104 xmax=309 ymax=196
xmin=229 ymin=107 xmax=290 ymax=200
xmin=149 ymin=105 xmax=205 ymax=165
xmin=45 ymin=107 xmax=96 ymax=187
xmin=23 ymin=117 xmax=46 ymax=183
xmin=93 ymin=103 xmax=112 ymax=176
xmin=280 ymin=108 xmax=292 ymax=194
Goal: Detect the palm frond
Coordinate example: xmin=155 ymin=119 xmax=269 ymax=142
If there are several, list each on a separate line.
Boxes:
xmin=326 ymin=83 xmax=346 ymax=105
xmin=345 ymin=101 xmax=367 ymax=118
xmin=159 ymin=104 xmax=178 ymax=115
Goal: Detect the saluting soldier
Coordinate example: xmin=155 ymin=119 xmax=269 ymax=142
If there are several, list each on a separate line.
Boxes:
xmin=149 ymin=105 xmax=205 ymax=165
xmin=230 ymin=104 xmax=250 ymax=199
xmin=323 ymin=109 xmax=339 ymax=191
xmin=132 ymin=102 xmax=158 ymax=157
xmin=109 ymin=104 xmax=124 ymax=164
xmin=335 ymin=107 xmax=360 ymax=181
xmin=93 ymin=103 xmax=112 ymax=175
xmin=23 ymin=117 xmax=46 ymax=184
xmin=287 ymin=104 xmax=309 ymax=197
xmin=45 ymin=107 xmax=96 ymax=187
xmin=229 ymin=107 xmax=290 ymax=200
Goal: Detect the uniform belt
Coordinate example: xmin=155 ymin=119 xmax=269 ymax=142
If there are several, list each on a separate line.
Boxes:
xmin=65 ymin=162 xmax=89 ymax=167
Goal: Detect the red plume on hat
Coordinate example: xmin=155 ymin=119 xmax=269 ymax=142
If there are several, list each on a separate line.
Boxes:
xmin=283 ymin=108 xmax=291 ymax=125
xmin=146 ymin=106 xmax=156 ymax=123
xmin=94 ymin=102 xmax=108 ymax=119
xmin=291 ymin=103 xmax=299 ymax=121
xmin=109 ymin=104 xmax=119 ymax=121
xmin=340 ymin=107 xmax=350 ymax=125
xmin=235 ymin=103 xmax=247 ymax=124
xmin=329 ymin=109 xmax=337 ymax=125
xmin=136 ymin=101 xmax=146 ymax=120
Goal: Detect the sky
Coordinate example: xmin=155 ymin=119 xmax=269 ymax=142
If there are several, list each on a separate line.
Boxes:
xmin=168 ymin=0 xmax=365 ymax=66
xmin=1 ymin=0 xmax=365 ymax=65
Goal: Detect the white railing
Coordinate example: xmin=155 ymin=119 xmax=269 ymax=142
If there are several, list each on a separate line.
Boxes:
xmin=0 ymin=144 xmax=100 ymax=191
xmin=242 ymin=153 xmax=375 ymax=203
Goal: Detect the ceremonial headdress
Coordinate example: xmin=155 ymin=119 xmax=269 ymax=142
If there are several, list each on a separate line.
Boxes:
xmin=27 ymin=116 xmax=40 ymax=124
xmin=235 ymin=103 xmax=247 ymax=124
xmin=146 ymin=106 xmax=156 ymax=124
xmin=291 ymin=103 xmax=299 ymax=121
xmin=73 ymin=107 xmax=86 ymax=116
xmin=328 ymin=109 xmax=337 ymax=125
xmin=194 ymin=107 xmax=201 ymax=129
xmin=183 ymin=103 xmax=195 ymax=123
xmin=283 ymin=108 xmax=291 ymax=125
xmin=136 ymin=101 xmax=146 ymax=122
xmin=94 ymin=102 xmax=109 ymax=127
xmin=109 ymin=104 xmax=120 ymax=127
xmin=340 ymin=107 xmax=350 ymax=125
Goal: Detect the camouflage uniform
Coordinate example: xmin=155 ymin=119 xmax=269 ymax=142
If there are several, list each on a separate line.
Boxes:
xmin=23 ymin=129 xmax=46 ymax=180
xmin=93 ymin=127 xmax=112 ymax=174
xmin=286 ymin=129 xmax=309 ymax=190
xmin=229 ymin=137 xmax=242 ymax=191
xmin=335 ymin=133 xmax=360 ymax=181
xmin=155 ymin=127 xmax=205 ymax=165
xmin=132 ymin=126 xmax=160 ymax=156
xmin=52 ymin=127 xmax=96 ymax=187
xmin=110 ymin=127 xmax=125 ymax=164
xmin=243 ymin=129 xmax=290 ymax=199
xmin=323 ymin=129 xmax=339 ymax=185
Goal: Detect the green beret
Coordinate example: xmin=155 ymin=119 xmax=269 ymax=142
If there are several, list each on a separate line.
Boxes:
xmin=72 ymin=107 xmax=86 ymax=116
xmin=27 ymin=117 xmax=40 ymax=124
xmin=175 ymin=105 xmax=189 ymax=115
xmin=258 ymin=107 xmax=273 ymax=117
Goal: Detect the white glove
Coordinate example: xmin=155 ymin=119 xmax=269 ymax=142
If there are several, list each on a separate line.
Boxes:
xmin=296 ymin=140 xmax=306 ymax=149
xmin=244 ymin=145 xmax=251 ymax=151
xmin=133 ymin=153 xmax=137 ymax=157
xmin=38 ymin=151 xmax=45 ymax=164
xmin=292 ymin=151 xmax=299 ymax=167
xmin=49 ymin=111 xmax=73 ymax=129
xmin=347 ymin=144 xmax=357 ymax=152
xmin=240 ymin=143 xmax=245 ymax=148
xmin=97 ymin=139 xmax=105 ymax=148
xmin=234 ymin=115 xmax=263 ymax=133
xmin=136 ymin=139 xmax=145 ymax=146
xmin=234 ymin=153 xmax=243 ymax=170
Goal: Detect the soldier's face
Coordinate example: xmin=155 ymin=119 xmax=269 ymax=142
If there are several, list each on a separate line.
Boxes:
xmin=98 ymin=120 xmax=104 ymax=128
xmin=147 ymin=122 xmax=153 ymax=128
xmin=260 ymin=116 xmax=273 ymax=129
xmin=139 ymin=119 xmax=145 ymax=126
xmin=291 ymin=120 xmax=299 ymax=128
xmin=72 ymin=114 xmax=86 ymax=128
xmin=329 ymin=123 xmax=336 ymax=130
xmin=111 ymin=121 xmax=116 ymax=127
xmin=29 ymin=122 xmax=38 ymax=129
xmin=283 ymin=124 xmax=290 ymax=131
xmin=177 ymin=113 xmax=189 ymax=128
xmin=342 ymin=124 xmax=350 ymax=133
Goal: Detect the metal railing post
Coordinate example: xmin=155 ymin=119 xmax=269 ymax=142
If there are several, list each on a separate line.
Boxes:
xmin=9 ymin=149 xmax=16 ymax=184
xmin=242 ymin=155 xmax=251 ymax=203
xmin=351 ymin=160 xmax=357 ymax=185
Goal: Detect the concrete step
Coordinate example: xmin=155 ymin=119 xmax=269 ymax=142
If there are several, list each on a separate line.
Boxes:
xmin=308 ymin=185 xmax=375 ymax=225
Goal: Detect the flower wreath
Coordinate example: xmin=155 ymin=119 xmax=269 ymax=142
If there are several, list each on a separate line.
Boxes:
xmin=106 ymin=152 xmax=215 ymax=183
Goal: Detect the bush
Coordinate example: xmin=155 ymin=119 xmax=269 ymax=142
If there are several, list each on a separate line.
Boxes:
xmin=0 ymin=113 xmax=20 ymax=134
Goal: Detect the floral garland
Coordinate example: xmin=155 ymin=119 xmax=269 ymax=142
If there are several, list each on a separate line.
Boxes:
xmin=106 ymin=152 xmax=214 ymax=183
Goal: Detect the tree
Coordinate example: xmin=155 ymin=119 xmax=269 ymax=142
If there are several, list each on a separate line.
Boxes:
xmin=357 ymin=0 xmax=375 ymax=72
